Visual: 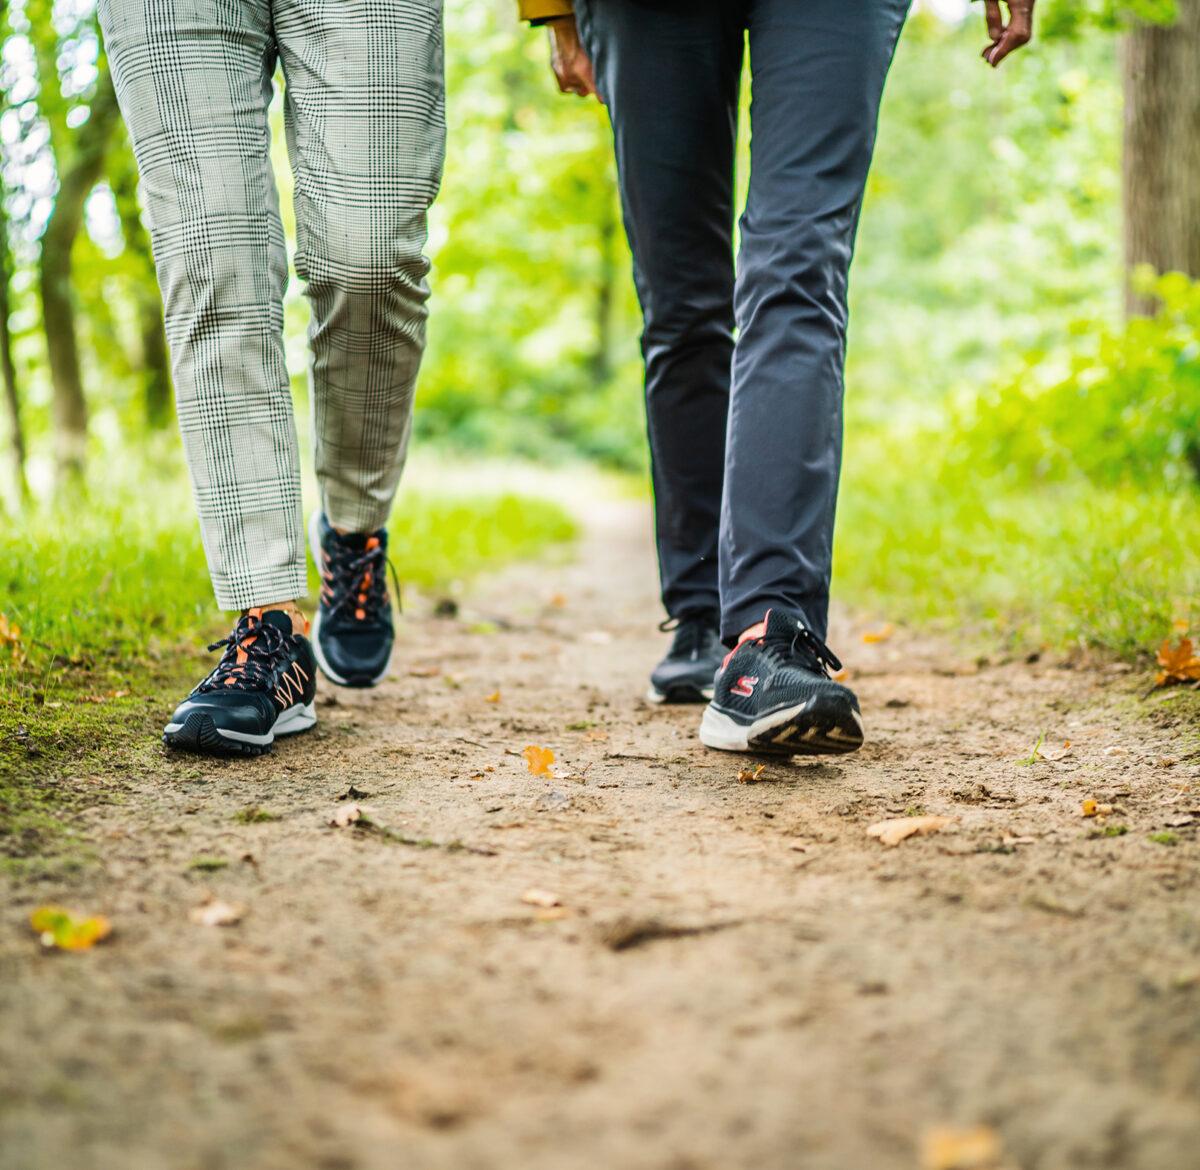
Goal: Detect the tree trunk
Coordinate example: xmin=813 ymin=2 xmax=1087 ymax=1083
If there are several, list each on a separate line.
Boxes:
xmin=111 ymin=145 xmax=172 ymax=428
xmin=1122 ymin=0 xmax=1200 ymax=317
xmin=38 ymin=67 xmax=122 ymax=485
xmin=0 ymin=207 xmax=25 ymax=506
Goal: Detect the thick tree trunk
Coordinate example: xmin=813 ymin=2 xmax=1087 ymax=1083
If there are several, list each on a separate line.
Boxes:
xmin=38 ymin=68 xmax=121 ymax=484
xmin=1122 ymin=0 xmax=1200 ymax=317
xmin=111 ymin=147 xmax=172 ymax=428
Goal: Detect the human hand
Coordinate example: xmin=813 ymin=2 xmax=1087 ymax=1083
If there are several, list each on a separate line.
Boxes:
xmin=980 ymin=0 xmax=1035 ymax=67
xmin=547 ymin=16 xmax=602 ymax=101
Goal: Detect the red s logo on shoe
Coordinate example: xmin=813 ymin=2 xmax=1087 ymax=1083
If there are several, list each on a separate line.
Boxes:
xmin=731 ymin=676 xmax=758 ymax=697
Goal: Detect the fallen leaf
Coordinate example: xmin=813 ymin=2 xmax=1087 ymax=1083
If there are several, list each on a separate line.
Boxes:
xmin=0 ymin=614 xmax=25 ymax=664
xmin=831 ymin=668 xmax=851 ymax=682
xmin=785 ymin=839 xmax=807 ymax=852
xmin=737 ymin=765 xmax=765 ymax=784
xmin=524 ymin=745 xmax=554 ymax=776
xmin=548 ymin=593 xmax=568 ymax=608
xmin=408 ymin=666 xmax=439 ymax=678
xmin=535 ymin=907 xmax=571 ymax=921
xmin=331 ymin=803 xmax=363 ymax=827
xmin=1156 ymin=635 xmax=1200 ymax=688
xmin=1156 ymin=757 xmax=1177 ymax=769
xmin=1103 ymin=746 xmax=1128 ymax=757
xmin=1081 ymin=799 xmax=1097 ymax=816
xmin=485 ymin=691 xmax=501 ymax=703
xmin=30 ymin=905 xmax=112 ymax=951
xmin=921 ymin=1124 xmax=1006 ymax=1170
xmin=866 ymin=815 xmax=956 ymax=847
xmin=521 ymin=888 xmax=562 ymax=908
xmin=1039 ymin=741 xmax=1072 ymax=761
xmin=188 ymin=899 xmax=244 ymax=927
xmin=862 ymin=623 xmax=895 ymax=644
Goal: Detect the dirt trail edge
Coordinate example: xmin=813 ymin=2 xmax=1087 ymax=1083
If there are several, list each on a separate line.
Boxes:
xmin=3 ymin=500 xmax=1199 ymax=1170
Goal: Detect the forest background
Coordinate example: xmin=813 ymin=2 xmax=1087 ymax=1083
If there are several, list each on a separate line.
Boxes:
xmin=3 ymin=0 xmax=1200 ymax=678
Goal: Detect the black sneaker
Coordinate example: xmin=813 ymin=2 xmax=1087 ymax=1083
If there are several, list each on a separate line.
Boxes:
xmin=648 ymin=610 xmax=723 ymax=704
xmin=699 ymin=609 xmax=863 ymax=756
xmin=308 ymin=512 xmax=395 ymax=687
xmin=164 ymin=608 xmax=317 ymax=756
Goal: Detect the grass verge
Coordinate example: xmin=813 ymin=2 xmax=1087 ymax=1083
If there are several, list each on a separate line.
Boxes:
xmin=1 ymin=470 xmax=576 ymax=870
xmin=836 ymin=425 xmax=1200 ymax=658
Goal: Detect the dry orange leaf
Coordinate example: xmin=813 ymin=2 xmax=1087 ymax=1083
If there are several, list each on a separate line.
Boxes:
xmin=737 ymin=765 xmax=765 ymax=784
xmin=30 ymin=905 xmax=112 ymax=951
xmin=866 ymin=815 xmax=956 ymax=847
xmin=524 ymin=745 xmax=554 ymax=776
xmin=862 ymin=623 xmax=895 ymax=644
xmin=921 ymin=1124 xmax=1006 ymax=1170
xmin=1080 ymin=800 xmax=1113 ymax=818
xmin=0 ymin=613 xmax=21 ymax=647
xmin=520 ymin=888 xmax=562 ymax=908
xmin=485 ymin=691 xmax=501 ymax=703
xmin=1156 ymin=636 xmax=1200 ymax=687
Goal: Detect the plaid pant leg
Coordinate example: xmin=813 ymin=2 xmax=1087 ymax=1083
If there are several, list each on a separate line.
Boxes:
xmin=100 ymin=0 xmax=307 ymax=611
xmin=275 ymin=0 xmax=447 ymax=534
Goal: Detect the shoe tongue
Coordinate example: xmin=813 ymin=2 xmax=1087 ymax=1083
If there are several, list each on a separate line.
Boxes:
xmin=258 ymin=609 xmax=296 ymax=635
xmin=334 ymin=528 xmax=385 ymax=553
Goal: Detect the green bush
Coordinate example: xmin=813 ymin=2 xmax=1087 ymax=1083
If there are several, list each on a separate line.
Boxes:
xmin=948 ymin=273 xmax=1200 ymax=490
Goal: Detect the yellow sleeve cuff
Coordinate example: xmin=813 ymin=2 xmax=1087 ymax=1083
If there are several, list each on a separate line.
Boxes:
xmin=517 ymin=0 xmax=574 ymax=22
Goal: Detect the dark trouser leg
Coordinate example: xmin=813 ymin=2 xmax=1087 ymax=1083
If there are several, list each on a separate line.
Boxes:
xmin=720 ymin=0 xmax=909 ymax=644
xmin=575 ymin=0 xmax=743 ymax=619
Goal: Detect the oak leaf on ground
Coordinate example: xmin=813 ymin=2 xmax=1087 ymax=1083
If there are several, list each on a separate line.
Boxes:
xmin=866 ymin=815 xmax=956 ymax=847
xmin=1155 ymin=636 xmax=1200 ymax=687
xmin=524 ymin=745 xmax=554 ymax=776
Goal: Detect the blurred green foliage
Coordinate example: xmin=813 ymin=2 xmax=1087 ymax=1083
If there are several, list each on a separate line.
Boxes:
xmin=951 ymin=271 xmax=1200 ymax=489
xmin=5 ymin=2 xmax=1200 ymax=662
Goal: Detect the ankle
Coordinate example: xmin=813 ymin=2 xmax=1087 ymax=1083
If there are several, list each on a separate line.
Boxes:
xmin=244 ymin=600 xmax=308 ymax=637
xmin=737 ymin=619 xmax=767 ymax=645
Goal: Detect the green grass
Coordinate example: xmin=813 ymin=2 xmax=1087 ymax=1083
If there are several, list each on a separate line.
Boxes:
xmin=0 ymin=459 xmax=576 ymax=869
xmin=835 ymin=425 xmax=1200 ymax=657
xmin=1 ymin=470 xmax=575 ymax=674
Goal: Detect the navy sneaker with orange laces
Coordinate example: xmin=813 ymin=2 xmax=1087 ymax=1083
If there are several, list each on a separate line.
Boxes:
xmin=163 ymin=608 xmax=317 ymax=756
xmin=308 ymin=512 xmax=395 ymax=687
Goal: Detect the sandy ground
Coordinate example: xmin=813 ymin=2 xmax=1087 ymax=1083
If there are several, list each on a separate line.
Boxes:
xmin=2 ymin=499 xmax=1199 ymax=1170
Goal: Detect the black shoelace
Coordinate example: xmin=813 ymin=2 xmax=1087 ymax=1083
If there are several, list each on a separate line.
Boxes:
xmin=659 ymin=611 xmax=720 ymax=657
xmin=196 ymin=615 xmax=290 ymax=694
xmin=756 ymin=623 xmax=843 ymax=680
xmin=322 ymin=538 xmax=399 ymax=624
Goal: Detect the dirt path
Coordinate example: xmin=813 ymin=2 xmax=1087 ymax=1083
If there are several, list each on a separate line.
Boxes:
xmin=3 ymin=500 xmax=1200 ymax=1170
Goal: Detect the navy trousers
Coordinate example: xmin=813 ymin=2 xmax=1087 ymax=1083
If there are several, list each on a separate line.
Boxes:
xmin=575 ymin=0 xmax=909 ymax=644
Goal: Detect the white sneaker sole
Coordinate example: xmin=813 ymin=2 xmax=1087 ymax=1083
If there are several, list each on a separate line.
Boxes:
xmin=699 ymin=700 xmax=865 ymax=756
xmin=164 ymin=701 xmax=316 ymax=754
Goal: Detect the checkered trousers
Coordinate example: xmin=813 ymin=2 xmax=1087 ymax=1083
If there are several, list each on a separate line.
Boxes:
xmin=99 ymin=0 xmax=446 ymax=610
